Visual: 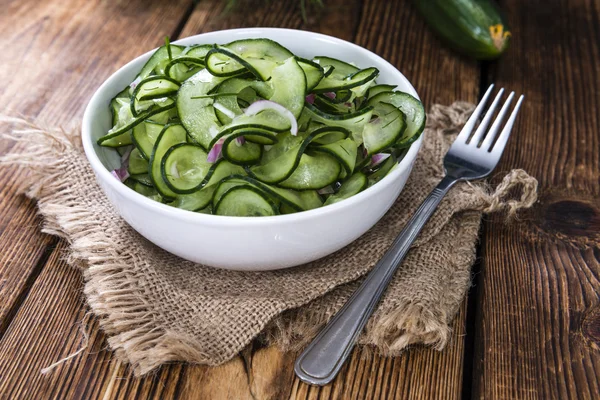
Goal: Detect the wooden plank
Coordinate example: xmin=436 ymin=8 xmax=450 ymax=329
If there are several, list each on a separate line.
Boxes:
xmin=0 ymin=0 xmax=481 ymax=399
xmin=0 ymin=0 xmax=192 ymax=334
xmin=473 ymin=0 xmax=600 ymax=398
xmin=0 ymin=0 xmax=192 ymax=397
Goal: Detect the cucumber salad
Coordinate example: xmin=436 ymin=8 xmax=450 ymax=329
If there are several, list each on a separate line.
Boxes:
xmin=98 ymin=38 xmax=425 ymax=216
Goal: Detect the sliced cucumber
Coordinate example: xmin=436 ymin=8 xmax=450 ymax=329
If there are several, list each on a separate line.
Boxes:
xmin=138 ymin=44 xmax=185 ymax=79
xmin=313 ymin=67 xmax=379 ymax=93
xmin=310 ymin=137 xmax=357 ymax=176
xmin=302 ymin=102 xmax=373 ymax=141
xmin=161 ymin=143 xmax=212 ymax=194
xmin=367 ymin=91 xmax=426 ymax=147
xmin=324 ymin=172 xmax=367 ymax=205
xmin=149 ymin=123 xmax=188 ymax=199
xmin=362 ymin=102 xmax=407 ymax=155
xmin=100 ymin=37 xmax=426 ymax=216
xmin=367 ymin=154 xmax=397 ymax=187
xmin=129 ymin=173 xmax=153 ymax=186
xmin=177 ymin=69 xmax=225 ymax=149
xmin=313 ymin=56 xmax=359 ymax=77
xmin=222 ymin=137 xmax=262 ymax=165
xmin=297 ymin=57 xmax=324 ymax=91
xmin=169 ymin=184 xmax=215 ymax=211
xmin=278 ymin=152 xmax=341 ymax=190
xmin=128 ymin=147 xmax=148 ymax=175
xmin=165 ymin=57 xmax=205 ymax=82
xmin=132 ymin=121 xmax=164 ymax=160
xmin=131 ymin=76 xmax=180 ymax=116
xmin=367 ymin=84 xmax=396 ymax=99
xmin=98 ymin=102 xmax=175 ymax=145
xmin=214 ymin=185 xmax=278 ymax=216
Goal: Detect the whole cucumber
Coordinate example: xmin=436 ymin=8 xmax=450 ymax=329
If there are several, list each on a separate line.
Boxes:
xmin=412 ymin=0 xmax=511 ymax=60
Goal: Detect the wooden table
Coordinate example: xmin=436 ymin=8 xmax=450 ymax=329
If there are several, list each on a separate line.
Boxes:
xmin=1 ymin=0 xmax=599 ymax=398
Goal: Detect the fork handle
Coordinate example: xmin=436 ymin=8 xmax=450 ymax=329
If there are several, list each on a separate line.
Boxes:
xmin=294 ymin=175 xmax=458 ymax=386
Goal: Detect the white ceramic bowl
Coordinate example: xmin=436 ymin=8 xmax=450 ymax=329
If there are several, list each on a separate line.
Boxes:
xmin=82 ymin=28 xmax=423 ymax=271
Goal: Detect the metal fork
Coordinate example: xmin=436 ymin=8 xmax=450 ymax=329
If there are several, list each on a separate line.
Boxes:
xmin=294 ymin=84 xmax=525 ymax=386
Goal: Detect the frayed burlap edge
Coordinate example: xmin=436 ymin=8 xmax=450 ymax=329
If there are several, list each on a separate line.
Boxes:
xmin=0 ymin=105 xmax=538 ymax=375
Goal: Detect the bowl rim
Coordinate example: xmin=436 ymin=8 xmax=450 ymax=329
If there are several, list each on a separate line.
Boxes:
xmin=82 ymin=27 xmax=424 ymax=227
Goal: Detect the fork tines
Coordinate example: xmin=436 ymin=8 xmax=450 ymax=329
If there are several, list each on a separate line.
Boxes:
xmin=457 ymin=84 xmax=524 ymax=155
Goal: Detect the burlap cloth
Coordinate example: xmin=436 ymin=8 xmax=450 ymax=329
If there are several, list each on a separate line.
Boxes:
xmin=0 ymin=102 xmax=537 ymax=376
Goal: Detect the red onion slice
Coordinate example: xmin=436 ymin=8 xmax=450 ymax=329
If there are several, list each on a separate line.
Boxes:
xmin=207 ymin=138 xmax=225 ymax=163
xmin=244 ymin=100 xmax=298 ymax=136
xmin=129 ymin=76 xmax=141 ymax=90
xmin=370 ymin=153 xmax=391 ymax=167
xmin=305 ymin=93 xmax=316 ymax=104
xmin=235 ymin=136 xmax=245 ymax=146
xmin=324 ymin=92 xmax=336 ymax=100
xmin=111 ymin=147 xmax=132 ymax=182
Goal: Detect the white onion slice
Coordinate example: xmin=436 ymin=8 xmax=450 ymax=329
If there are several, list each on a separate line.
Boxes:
xmin=244 ymin=100 xmax=298 ymax=136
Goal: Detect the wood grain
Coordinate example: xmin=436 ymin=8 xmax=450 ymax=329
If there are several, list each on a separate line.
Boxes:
xmin=0 ymin=0 xmax=193 ymax=335
xmin=472 ymin=0 xmax=600 ymax=399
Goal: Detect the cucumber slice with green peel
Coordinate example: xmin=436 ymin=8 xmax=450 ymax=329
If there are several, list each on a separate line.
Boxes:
xmin=268 ymin=57 xmax=306 ymax=118
xmin=128 ymin=147 xmax=149 ymax=175
xmin=302 ymin=102 xmax=373 ymax=141
xmin=367 ymin=91 xmax=426 ymax=147
xmin=206 ymin=39 xmax=294 ymax=81
xmin=214 ymin=185 xmax=279 ymax=216
xmin=230 ymin=127 xmax=279 ymax=146
xmin=214 ymin=77 xmax=273 ymax=99
xmin=138 ymin=44 xmax=185 ymax=79
xmin=99 ymin=129 xmax=133 ymax=148
xmin=362 ymin=102 xmax=407 ymax=155
xmin=130 ymin=76 xmax=180 ymax=116
xmin=149 ymin=107 xmax=178 ymax=124
xmin=249 ymin=134 xmax=305 ymax=184
xmin=313 ymin=56 xmax=359 ymax=77
xmin=110 ymin=88 xmax=131 ymax=126
xmin=307 ymin=125 xmax=350 ymax=145
xmin=129 ymin=173 xmax=153 ymax=186
xmin=297 ymin=57 xmax=324 ymax=91
xmin=313 ymin=67 xmax=379 ymax=94
xmin=130 ymin=180 xmax=158 ymax=197
xmin=215 ymin=175 xmax=322 ymax=212
xmin=203 ymin=160 xmax=246 ymax=187
xmin=366 ymin=84 xmax=397 ymax=99
xmin=310 ymin=137 xmax=357 ymax=176
xmin=161 ymin=143 xmax=212 ymax=194
xmin=184 ymin=44 xmax=213 ymax=58
xmin=222 ymin=137 xmax=262 ymax=165
xmin=325 ymin=89 xmax=352 ymax=104
xmin=278 ymin=152 xmax=341 ymax=190
xmin=177 ymin=69 xmax=225 ymax=149
xmin=149 ymin=123 xmax=188 ymax=199
xmin=208 ymin=110 xmax=290 ymax=149
xmin=367 ymin=154 xmax=397 ymax=187
xmin=164 ymin=57 xmax=205 ymax=82
xmin=205 ymin=48 xmax=250 ymax=77
xmin=169 ymin=184 xmax=216 ymax=211
xmin=313 ymin=95 xmax=354 ymax=115
xmin=324 ymin=172 xmax=368 ymax=205
xmin=98 ymin=102 xmax=175 ymax=145
xmin=132 ymin=121 xmax=163 ymax=160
